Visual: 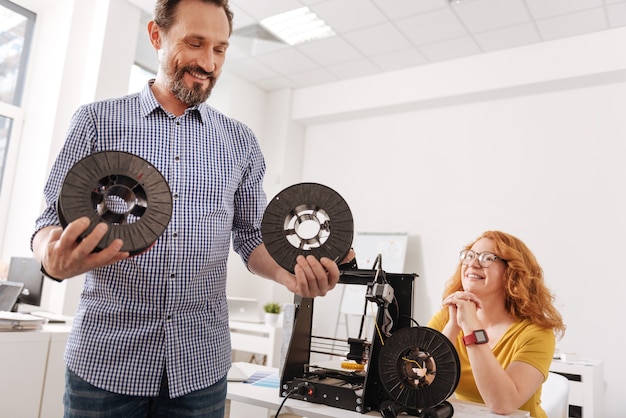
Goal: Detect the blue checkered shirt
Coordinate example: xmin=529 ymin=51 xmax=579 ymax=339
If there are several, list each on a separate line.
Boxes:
xmin=33 ymin=82 xmax=266 ymax=398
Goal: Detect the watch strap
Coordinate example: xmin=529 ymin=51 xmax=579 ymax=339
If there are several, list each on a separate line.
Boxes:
xmin=41 ymin=264 xmax=63 ymax=282
xmin=463 ymin=329 xmax=489 ymax=346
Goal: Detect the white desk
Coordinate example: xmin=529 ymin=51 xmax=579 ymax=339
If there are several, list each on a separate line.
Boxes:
xmin=229 ymin=320 xmax=282 ymax=368
xmin=226 ymin=362 xmax=530 ymax=418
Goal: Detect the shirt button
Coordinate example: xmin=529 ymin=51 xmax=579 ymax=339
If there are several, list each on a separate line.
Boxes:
xmin=174 ymin=156 xmax=180 ymax=162
xmin=166 ymin=315 xmax=172 ymax=320
xmin=172 ymin=232 xmax=178 ymax=238
xmin=173 ymin=193 xmax=179 ymax=200
xmin=170 ymin=273 xmax=176 ymax=279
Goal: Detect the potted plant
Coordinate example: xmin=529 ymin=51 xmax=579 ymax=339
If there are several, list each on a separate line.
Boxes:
xmin=263 ymin=302 xmax=281 ymax=326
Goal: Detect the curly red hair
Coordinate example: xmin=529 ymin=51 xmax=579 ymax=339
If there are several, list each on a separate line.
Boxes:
xmin=442 ymin=230 xmax=565 ymax=338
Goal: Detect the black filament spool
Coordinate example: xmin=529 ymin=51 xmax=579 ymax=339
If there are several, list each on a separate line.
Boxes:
xmin=377 ymin=327 xmax=460 ymax=411
xmin=57 ymin=151 xmax=173 ymax=256
xmin=261 ymin=183 xmax=354 ymax=273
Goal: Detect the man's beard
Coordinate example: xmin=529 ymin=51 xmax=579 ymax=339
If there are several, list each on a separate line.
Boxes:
xmin=169 ymin=65 xmax=215 ymax=106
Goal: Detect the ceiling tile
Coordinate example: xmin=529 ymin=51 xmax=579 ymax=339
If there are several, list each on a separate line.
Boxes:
xmin=452 ymin=0 xmax=532 ymax=33
xmin=296 ymin=36 xmax=364 ymax=66
xmin=524 ymin=0 xmax=604 ymax=20
xmin=255 ymin=76 xmax=298 ymax=91
xmin=134 ymin=0 xmax=626 ymax=92
xmin=608 ymin=2 xmax=626 ymax=27
xmin=309 ymin=0 xmax=387 ymax=33
xmin=396 ymin=8 xmax=468 ymax=45
xmin=343 ymin=23 xmax=414 ymax=56
xmin=419 ymin=36 xmax=482 ymax=62
xmin=474 ymin=23 xmax=541 ymax=52
xmin=371 ymin=0 xmax=448 ymax=20
xmin=227 ymin=0 xmax=303 ymax=20
xmin=224 ymin=58 xmax=280 ymax=81
xmin=369 ymin=48 xmax=428 ymax=72
xmin=254 ymin=48 xmax=320 ymax=75
xmin=536 ymin=8 xmax=608 ymax=41
xmin=249 ymin=39 xmax=291 ymax=56
xmin=224 ymin=42 xmax=250 ymax=61
xmin=286 ymin=68 xmax=340 ymax=88
xmin=327 ymin=57 xmax=383 ymax=80
xmin=229 ymin=4 xmax=256 ymax=30
xmin=230 ymin=36 xmax=290 ymax=58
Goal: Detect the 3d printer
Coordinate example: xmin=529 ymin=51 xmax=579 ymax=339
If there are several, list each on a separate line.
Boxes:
xmin=261 ymin=183 xmax=462 ymax=417
xmin=278 ymin=263 xmax=461 ymax=417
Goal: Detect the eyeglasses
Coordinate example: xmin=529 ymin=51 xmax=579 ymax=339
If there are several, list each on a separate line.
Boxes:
xmin=459 ymin=249 xmax=503 ymax=268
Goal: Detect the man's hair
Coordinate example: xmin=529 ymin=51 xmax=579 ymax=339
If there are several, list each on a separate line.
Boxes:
xmin=154 ymin=0 xmax=234 ymax=35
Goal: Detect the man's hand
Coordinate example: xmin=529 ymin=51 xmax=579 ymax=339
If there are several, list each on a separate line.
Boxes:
xmin=34 ymin=217 xmax=129 ymax=280
xmin=283 ymin=249 xmax=357 ymax=297
xmin=287 ymin=255 xmax=337 ymax=297
xmin=249 ymin=245 xmax=356 ymax=298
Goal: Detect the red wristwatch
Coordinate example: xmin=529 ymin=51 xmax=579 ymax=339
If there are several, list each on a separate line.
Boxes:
xmin=463 ymin=329 xmax=489 ymax=346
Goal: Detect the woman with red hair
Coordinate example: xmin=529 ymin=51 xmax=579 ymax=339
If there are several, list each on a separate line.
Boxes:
xmin=428 ymin=230 xmax=565 ymax=418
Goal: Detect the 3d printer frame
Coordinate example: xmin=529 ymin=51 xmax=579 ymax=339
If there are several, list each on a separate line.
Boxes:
xmin=279 ymin=268 xmax=459 ymax=417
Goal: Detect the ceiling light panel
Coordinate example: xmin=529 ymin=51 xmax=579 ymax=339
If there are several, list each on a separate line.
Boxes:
xmin=261 ymin=7 xmax=336 ymax=46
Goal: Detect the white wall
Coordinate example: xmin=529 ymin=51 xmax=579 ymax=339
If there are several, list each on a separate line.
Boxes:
xmin=293 ymin=29 xmax=626 ymax=418
xmin=3 ymin=0 xmax=623 ymax=415
xmin=3 ymin=0 xmax=144 ymax=312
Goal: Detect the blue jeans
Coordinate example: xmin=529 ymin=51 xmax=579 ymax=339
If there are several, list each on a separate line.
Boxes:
xmin=63 ymin=368 xmax=227 ymax=418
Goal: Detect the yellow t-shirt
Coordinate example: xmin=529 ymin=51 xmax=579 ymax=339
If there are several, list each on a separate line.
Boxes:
xmin=428 ymin=310 xmax=555 ymax=418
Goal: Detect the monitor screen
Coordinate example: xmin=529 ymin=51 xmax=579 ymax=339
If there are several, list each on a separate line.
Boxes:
xmin=7 ymin=257 xmax=44 ymax=307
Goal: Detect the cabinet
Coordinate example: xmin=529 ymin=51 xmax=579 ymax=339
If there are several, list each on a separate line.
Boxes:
xmin=549 ymin=359 xmax=603 ymax=418
xmin=40 ymin=329 xmax=70 ymax=418
xmin=0 ymin=324 xmax=70 ymax=418
xmin=0 ymin=321 xmax=282 ymax=417
xmin=229 ymin=320 xmax=283 ymax=368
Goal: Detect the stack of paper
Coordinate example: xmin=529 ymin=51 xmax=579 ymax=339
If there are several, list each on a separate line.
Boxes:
xmin=244 ymin=370 xmax=280 ymax=388
xmin=0 ymin=311 xmax=47 ymax=331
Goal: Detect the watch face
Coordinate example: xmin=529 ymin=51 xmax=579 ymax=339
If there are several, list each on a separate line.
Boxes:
xmin=475 ymin=330 xmax=488 ymax=344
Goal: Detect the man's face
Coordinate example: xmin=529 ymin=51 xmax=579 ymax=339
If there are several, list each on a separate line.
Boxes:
xmin=156 ymin=0 xmax=230 ymax=105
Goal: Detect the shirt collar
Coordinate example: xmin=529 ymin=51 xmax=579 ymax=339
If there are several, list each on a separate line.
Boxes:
xmin=139 ymin=79 xmax=208 ymax=124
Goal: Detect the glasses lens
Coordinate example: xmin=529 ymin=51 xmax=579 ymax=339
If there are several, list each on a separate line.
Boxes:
xmin=477 ymin=252 xmax=496 ymax=267
xmin=460 ymin=250 xmax=498 ymax=267
xmin=459 ymin=250 xmax=474 ymax=264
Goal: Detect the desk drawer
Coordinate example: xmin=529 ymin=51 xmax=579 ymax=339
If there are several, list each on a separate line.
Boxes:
xmin=231 ymin=332 xmax=271 ymax=354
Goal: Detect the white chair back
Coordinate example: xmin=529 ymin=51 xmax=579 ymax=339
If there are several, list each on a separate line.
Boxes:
xmin=541 ymin=372 xmax=569 ymax=418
